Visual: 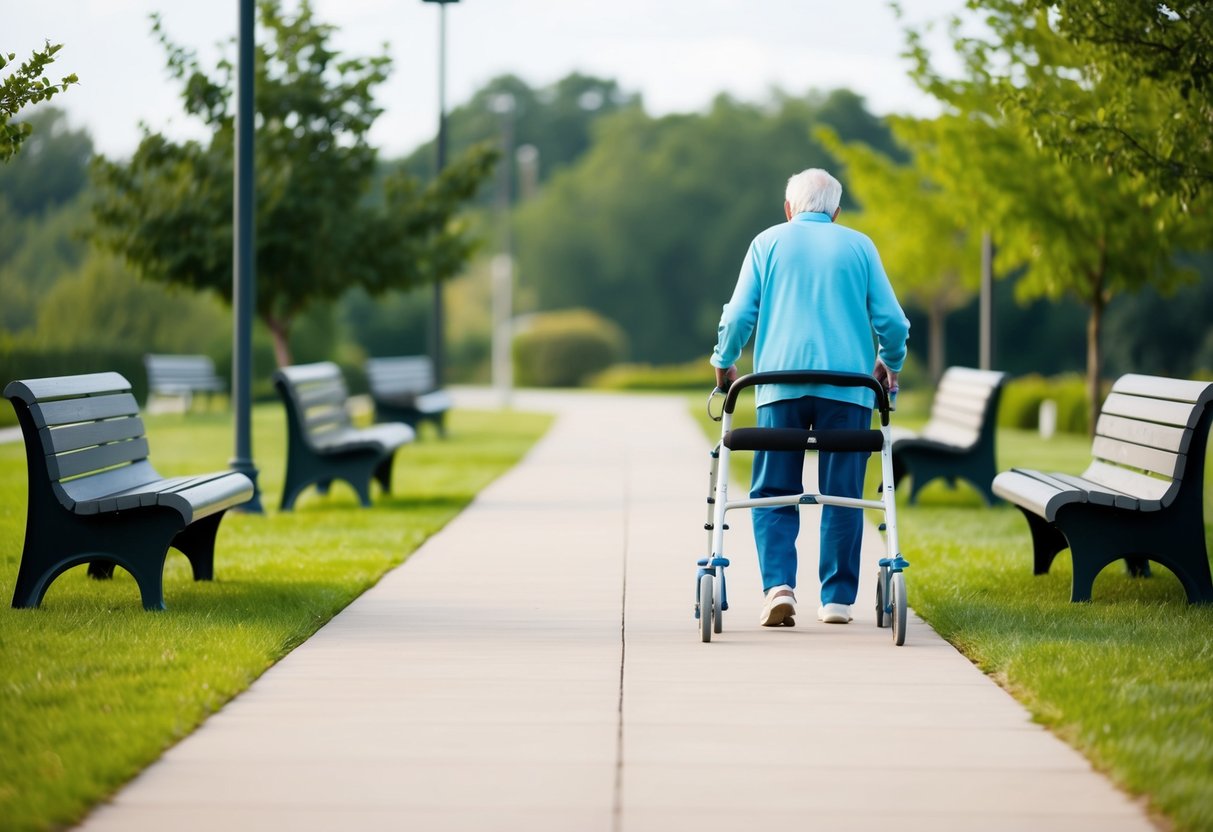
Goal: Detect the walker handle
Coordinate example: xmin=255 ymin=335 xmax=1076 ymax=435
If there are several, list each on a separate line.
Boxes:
xmin=721 ymin=371 xmax=891 ymax=426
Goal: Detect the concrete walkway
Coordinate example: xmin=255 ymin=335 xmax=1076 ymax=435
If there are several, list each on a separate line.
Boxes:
xmin=78 ymin=390 xmax=1154 ymax=831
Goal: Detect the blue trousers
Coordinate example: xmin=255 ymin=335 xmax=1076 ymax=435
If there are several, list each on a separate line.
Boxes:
xmin=751 ymin=396 xmax=871 ymax=604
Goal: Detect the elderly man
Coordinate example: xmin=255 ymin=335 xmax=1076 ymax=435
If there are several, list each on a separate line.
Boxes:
xmin=710 ymin=168 xmax=910 ymax=627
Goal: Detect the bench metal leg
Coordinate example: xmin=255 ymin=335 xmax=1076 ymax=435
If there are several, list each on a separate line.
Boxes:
xmin=170 ymin=511 xmax=226 ymax=581
xmin=1056 ymin=502 xmax=1213 ymax=604
xmin=373 ymin=455 xmax=394 ymax=496
xmin=1019 ymin=509 xmax=1069 ymax=575
xmin=12 ymin=509 xmax=182 ymax=610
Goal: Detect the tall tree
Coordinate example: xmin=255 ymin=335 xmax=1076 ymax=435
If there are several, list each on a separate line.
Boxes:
xmin=818 ymin=126 xmax=978 ymax=383
xmin=903 ymin=7 xmax=1202 ymax=431
xmin=997 ymin=1 xmax=1212 ymax=209
xmin=91 ymin=0 xmax=495 ymax=366
xmin=0 ymin=42 xmax=77 ymax=162
xmin=513 ymin=89 xmax=900 ymax=362
xmin=0 ymin=107 xmax=92 ymax=214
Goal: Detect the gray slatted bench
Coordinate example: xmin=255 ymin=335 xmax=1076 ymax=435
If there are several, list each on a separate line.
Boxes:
xmin=4 ymin=372 xmax=254 ymax=610
xmin=365 ymin=355 xmax=452 ymax=437
xmin=144 ymin=354 xmax=226 ymax=409
xmin=274 ymin=362 xmax=415 ymax=511
xmin=992 ymin=373 xmax=1213 ymax=603
xmin=890 ymin=366 xmax=1006 ymax=504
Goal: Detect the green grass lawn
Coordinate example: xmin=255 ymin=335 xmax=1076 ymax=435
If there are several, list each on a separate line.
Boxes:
xmin=0 ymin=403 xmax=551 ymax=832
xmin=693 ymin=389 xmax=1213 ymax=831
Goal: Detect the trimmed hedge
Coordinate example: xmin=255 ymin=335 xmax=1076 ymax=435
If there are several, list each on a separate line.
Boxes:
xmin=0 ymin=347 xmax=149 ymax=426
xmin=513 ymin=309 xmax=627 ymax=388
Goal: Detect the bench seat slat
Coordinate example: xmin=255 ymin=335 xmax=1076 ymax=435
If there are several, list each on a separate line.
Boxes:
xmin=48 ymin=438 xmax=151 ymax=481
xmin=992 ymin=469 xmax=1086 ymax=520
xmin=1091 ymin=436 xmax=1183 ymax=479
xmin=52 ymin=461 xmax=164 ymax=513
xmin=1044 ymin=472 xmax=1142 ymax=510
xmin=919 ymin=423 xmax=979 ymax=449
xmin=40 ymin=415 xmax=145 ymax=455
xmin=931 ymin=408 xmax=985 ymax=433
xmin=1079 ymin=460 xmax=1174 ymax=508
xmin=313 ymin=424 xmax=415 ymax=455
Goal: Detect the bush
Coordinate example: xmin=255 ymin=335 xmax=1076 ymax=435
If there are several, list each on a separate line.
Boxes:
xmin=513 ymin=309 xmax=627 ymax=388
xmin=998 ymin=373 xmax=1090 ymax=434
xmin=589 ymin=359 xmax=709 ymax=391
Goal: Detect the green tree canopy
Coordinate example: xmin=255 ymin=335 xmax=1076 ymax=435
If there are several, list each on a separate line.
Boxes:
xmin=0 ymin=107 xmax=92 ymax=214
xmin=978 ymin=0 xmax=1212 ymax=208
xmin=91 ymin=0 xmax=495 ymax=366
xmin=902 ymin=5 xmax=1203 ymax=429
xmin=513 ymin=89 xmax=901 ymax=363
xmin=0 ymin=42 xmax=77 ymax=162
xmin=818 ymin=125 xmax=978 ymax=383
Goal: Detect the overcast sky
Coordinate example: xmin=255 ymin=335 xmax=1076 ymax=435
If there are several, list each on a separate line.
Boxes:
xmin=8 ymin=0 xmax=965 ymax=160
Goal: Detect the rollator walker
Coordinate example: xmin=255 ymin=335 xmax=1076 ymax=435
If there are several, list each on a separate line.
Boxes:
xmin=697 ymin=370 xmax=909 ymax=644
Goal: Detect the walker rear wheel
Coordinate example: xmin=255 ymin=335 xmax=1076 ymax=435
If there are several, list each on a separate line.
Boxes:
xmin=891 ymin=571 xmax=907 ymax=646
xmin=699 ymin=573 xmax=714 ymax=643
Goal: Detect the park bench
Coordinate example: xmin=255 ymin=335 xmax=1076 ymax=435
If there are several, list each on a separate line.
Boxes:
xmin=890 ymin=366 xmax=1006 ymax=504
xmin=144 ymin=353 xmax=226 ymax=409
xmin=365 ymin=355 xmax=452 ymax=437
xmin=274 ymin=361 xmax=415 ymax=511
xmin=4 ymin=371 xmax=254 ymax=610
xmin=992 ymin=373 xmax=1213 ymax=603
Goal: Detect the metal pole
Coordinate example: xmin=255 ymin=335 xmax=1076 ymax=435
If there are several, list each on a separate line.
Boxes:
xmin=429 ymin=1 xmax=448 ymax=388
xmin=979 ymin=231 xmax=995 ymax=371
xmin=230 ymin=0 xmax=262 ymax=511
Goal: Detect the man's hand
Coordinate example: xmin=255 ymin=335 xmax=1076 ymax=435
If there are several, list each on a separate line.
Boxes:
xmin=715 ymin=364 xmax=738 ymax=391
xmin=873 ymin=358 xmax=898 ymax=393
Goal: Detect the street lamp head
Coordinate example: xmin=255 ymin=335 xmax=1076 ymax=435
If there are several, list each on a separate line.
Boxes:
xmin=421 ymin=0 xmax=459 ymax=4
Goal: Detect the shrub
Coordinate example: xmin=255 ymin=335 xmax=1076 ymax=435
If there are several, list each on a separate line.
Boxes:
xmin=998 ymin=372 xmax=1090 ymax=434
xmin=0 ymin=346 xmax=149 ymax=426
xmin=589 ymin=359 xmax=709 ymax=391
xmin=513 ymin=309 xmax=627 ymax=388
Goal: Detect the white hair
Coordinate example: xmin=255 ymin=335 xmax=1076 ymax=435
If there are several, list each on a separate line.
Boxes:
xmin=785 ymin=168 xmax=842 ymax=217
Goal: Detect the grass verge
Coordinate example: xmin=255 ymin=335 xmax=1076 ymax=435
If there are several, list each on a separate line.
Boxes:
xmin=692 ymin=390 xmax=1213 ymax=831
xmin=0 ymin=404 xmax=552 ymax=831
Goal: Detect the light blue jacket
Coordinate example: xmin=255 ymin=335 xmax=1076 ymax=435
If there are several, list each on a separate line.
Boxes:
xmin=711 ymin=211 xmax=910 ymax=409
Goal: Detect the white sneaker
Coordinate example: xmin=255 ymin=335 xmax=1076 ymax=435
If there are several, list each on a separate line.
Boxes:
xmin=760 ymin=585 xmax=797 ymax=627
xmin=817 ymin=603 xmax=853 ymax=624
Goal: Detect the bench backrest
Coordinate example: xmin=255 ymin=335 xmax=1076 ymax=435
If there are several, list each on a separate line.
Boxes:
xmin=144 ymin=354 xmax=223 ymax=393
xmin=273 ymin=362 xmax=353 ymax=448
xmin=3 ymin=372 xmax=162 ymax=510
xmin=366 ymin=356 xmax=437 ymax=397
xmin=921 ymin=367 xmax=1007 ymax=449
xmin=1082 ymin=374 xmax=1213 ymax=506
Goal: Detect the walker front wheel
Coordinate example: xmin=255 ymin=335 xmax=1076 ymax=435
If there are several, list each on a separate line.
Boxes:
xmin=713 ymin=577 xmax=724 ymax=634
xmin=891 ymin=571 xmax=907 ymax=646
xmin=699 ymin=573 xmax=714 ymax=643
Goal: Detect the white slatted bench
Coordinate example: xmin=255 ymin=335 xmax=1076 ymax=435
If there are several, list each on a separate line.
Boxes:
xmin=144 ymin=354 xmax=226 ymax=410
xmin=4 ymin=372 xmax=253 ymax=610
xmin=273 ymin=362 xmax=415 ymax=511
xmin=365 ymin=355 xmax=452 ymax=437
xmin=992 ymin=373 xmax=1213 ymax=603
xmin=891 ymin=367 xmax=1006 ymax=504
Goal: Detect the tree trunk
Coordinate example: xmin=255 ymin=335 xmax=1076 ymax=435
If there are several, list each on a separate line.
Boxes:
xmin=266 ymin=315 xmax=293 ymax=368
xmin=928 ymin=297 xmax=946 ymax=385
xmin=1085 ymin=242 xmax=1107 ymax=438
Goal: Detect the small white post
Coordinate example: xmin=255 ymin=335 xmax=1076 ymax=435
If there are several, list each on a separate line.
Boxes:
xmin=491 ymin=253 xmax=514 ymax=408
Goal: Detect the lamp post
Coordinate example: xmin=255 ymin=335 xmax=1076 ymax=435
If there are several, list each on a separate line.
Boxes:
xmin=422 ymin=0 xmax=459 ymax=388
xmin=231 ymin=0 xmax=262 ymax=511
